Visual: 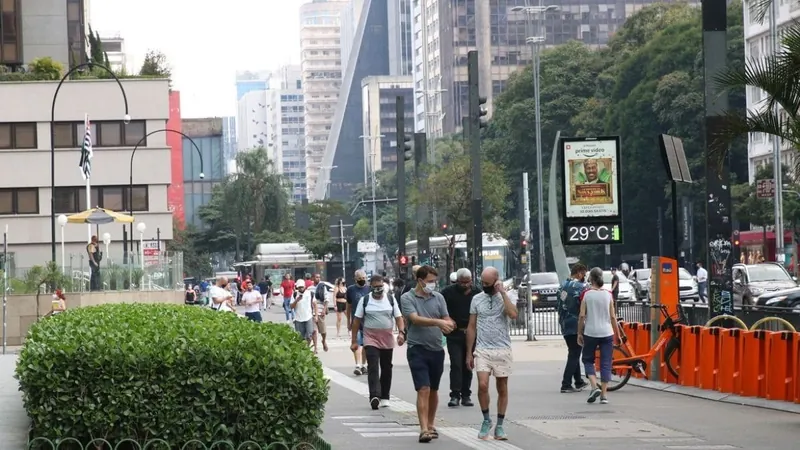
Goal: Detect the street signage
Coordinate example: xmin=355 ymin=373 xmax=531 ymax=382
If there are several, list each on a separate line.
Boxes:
xmin=756 ymin=179 xmax=775 ymax=199
xmin=560 ymin=136 xmax=623 ymax=246
xmin=143 ymin=241 xmax=159 ymax=266
xmin=357 ymin=241 xmax=378 ymax=253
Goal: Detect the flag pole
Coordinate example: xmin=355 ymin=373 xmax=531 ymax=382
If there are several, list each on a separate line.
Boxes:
xmin=85 ymin=113 xmax=92 ymax=243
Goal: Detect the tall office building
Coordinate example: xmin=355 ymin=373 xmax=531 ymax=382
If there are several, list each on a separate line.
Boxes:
xmin=182 ymin=118 xmax=226 ymax=228
xmin=313 ymin=0 xmax=415 ymax=200
xmin=360 ymin=76 xmax=414 ymax=181
xmin=0 ymin=0 xmax=89 ymax=69
xmin=299 ymin=0 xmax=348 ymax=199
xmin=743 ymin=2 xmax=800 ymax=181
xmin=411 ymin=0 xmax=694 ymax=136
xmin=267 ymin=65 xmax=307 ymax=203
xmin=221 ymin=116 xmax=237 ymax=168
xmin=98 ymin=32 xmax=126 ymax=72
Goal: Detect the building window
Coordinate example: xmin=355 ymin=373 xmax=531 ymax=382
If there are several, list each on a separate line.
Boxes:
xmin=0 ymin=188 xmax=39 ymax=215
xmin=0 ymin=0 xmax=20 ymax=65
xmin=0 ymin=122 xmax=37 ymax=149
xmin=53 ymin=185 xmax=148 ymax=213
xmin=53 ymin=121 xmax=146 ymax=148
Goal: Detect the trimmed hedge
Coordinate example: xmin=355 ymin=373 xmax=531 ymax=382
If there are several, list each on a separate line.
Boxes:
xmin=16 ymin=303 xmax=328 ymax=447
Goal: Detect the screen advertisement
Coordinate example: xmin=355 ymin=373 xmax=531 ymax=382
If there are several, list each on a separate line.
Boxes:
xmin=563 ymin=137 xmax=621 ymax=218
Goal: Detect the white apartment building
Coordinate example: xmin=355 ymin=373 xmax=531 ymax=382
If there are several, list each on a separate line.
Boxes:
xmin=300 ymin=0 xmax=347 ymax=199
xmin=236 ymin=90 xmax=271 ymax=156
xmin=743 ymin=0 xmax=800 ymax=181
xmin=98 ymin=33 xmax=127 ymax=73
xmin=267 ymin=65 xmax=307 ymax=202
xmin=0 ymin=78 xmax=174 ymax=268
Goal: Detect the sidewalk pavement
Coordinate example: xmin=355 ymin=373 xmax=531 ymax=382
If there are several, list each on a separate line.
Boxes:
xmin=0 ymin=354 xmax=29 ymax=450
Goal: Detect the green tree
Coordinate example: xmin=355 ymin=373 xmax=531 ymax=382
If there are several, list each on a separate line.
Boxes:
xmin=139 ymin=50 xmax=171 ymax=78
xmin=86 ymin=25 xmax=107 ymax=66
xmin=167 ymin=219 xmax=212 ymax=279
xmin=296 ymin=200 xmax=346 ymax=259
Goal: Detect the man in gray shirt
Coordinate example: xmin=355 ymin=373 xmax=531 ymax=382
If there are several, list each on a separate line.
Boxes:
xmin=400 ymin=265 xmax=455 ymax=443
xmin=466 ymin=267 xmax=518 ymax=441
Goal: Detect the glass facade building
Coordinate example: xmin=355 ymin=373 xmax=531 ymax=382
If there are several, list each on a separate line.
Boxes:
xmin=182 ymin=118 xmax=226 ymax=228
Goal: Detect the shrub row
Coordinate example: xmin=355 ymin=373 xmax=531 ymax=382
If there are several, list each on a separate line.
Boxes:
xmin=16 ymin=303 xmax=328 ymax=448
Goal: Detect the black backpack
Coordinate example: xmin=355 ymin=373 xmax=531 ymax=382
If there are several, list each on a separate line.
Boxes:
xmin=359 ymin=293 xmax=395 ymax=331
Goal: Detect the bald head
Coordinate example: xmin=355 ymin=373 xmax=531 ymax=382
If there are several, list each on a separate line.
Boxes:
xmin=481 ymin=267 xmax=499 ymax=284
xmin=217 ymin=276 xmax=228 ymax=286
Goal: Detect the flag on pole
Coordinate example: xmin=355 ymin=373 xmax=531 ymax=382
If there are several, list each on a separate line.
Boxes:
xmin=79 ymin=114 xmax=93 ymax=180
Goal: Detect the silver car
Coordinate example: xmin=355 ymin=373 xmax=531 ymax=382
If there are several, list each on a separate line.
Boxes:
xmin=678 ymin=268 xmax=700 ymax=301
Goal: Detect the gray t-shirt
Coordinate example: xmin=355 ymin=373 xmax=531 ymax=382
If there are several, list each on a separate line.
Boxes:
xmin=470 ymin=292 xmax=512 ymax=350
xmin=400 ymin=289 xmax=449 ymax=351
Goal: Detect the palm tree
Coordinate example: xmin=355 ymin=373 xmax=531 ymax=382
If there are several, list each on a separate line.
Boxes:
xmin=713 ymin=19 xmax=800 ymax=156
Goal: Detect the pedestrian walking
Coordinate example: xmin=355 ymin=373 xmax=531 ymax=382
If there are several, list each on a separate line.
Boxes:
xmin=466 ymin=267 xmax=518 ymax=441
xmin=258 ymin=276 xmax=272 ymax=310
xmin=291 ymin=279 xmax=316 ymax=349
xmin=280 ymin=274 xmax=295 ymax=323
xmin=346 ymin=270 xmax=371 ymax=375
xmin=210 ymin=276 xmax=234 ymax=312
xmin=557 ymin=263 xmax=589 ymax=393
xmin=610 ymin=267 xmax=619 ymax=302
xmin=352 ymin=275 xmax=405 ymax=409
xmin=333 ymin=278 xmax=348 ymax=338
xmin=242 ymin=280 xmax=263 ymax=322
xmin=400 ymin=265 xmax=454 ymax=443
xmin=578 ymin=267 xmax=619 ymax=405
xmin=696 ymin=262 xmax=708 ymax=303
xmin=441 ymin=268 xmax=480 ymax=407
xmin=401 ymin=265 xmax=421 ymax=296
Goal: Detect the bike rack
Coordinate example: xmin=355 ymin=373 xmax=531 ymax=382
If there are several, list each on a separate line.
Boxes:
xmin=704 ymin=314 xmax=748 ymax=329
xmin=749 ymin=316 xmax=797 ymax=332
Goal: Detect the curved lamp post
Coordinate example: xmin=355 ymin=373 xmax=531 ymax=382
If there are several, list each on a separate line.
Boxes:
xmin=127 ymin=129 xmax=204 ymax=255
xmin=57 ymin=214 xmax=68 ymax=273
xmin=50 ymin=62 xmax=130 ymax=262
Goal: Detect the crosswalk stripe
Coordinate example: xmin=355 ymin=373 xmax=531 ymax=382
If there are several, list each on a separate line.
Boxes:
xmin=352 ymin=427 xmax=414 ymax=432
xmin=359 ymin=432 xmax=420 ymax=438
xmin=437 ymin=427 xmax=524 ymax=449
xmin=331 ymin=416 xmax=376 ymax=420
xmin=341 ymin=422 xmax=399 ymax=426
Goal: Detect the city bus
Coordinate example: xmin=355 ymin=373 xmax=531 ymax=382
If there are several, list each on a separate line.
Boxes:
xmin=236 ymin=243 xmax=325 ymax=283
xmin=405 ymin=233 xmax=514 ymax=283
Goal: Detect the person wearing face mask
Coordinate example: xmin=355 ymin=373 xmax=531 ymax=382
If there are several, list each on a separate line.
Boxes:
xmin=242 ymin=280 xmax=263 ymax=322
xmin=466 ymin=267 xmax=518 ymax=441
xmin=345 ymin=270 xmax=371 ymax=375
xmin=352 ymin=275 xmax=405 ymax=409
xmin=400 ymin=265 xmax=455 ymax=443
xmin=292 ymin=279 xmax=316 ymax=348
xmin=440 ymin=268 xmax=481 ymax=408
xmin=210 ymin=276 xmax=234 ymax=312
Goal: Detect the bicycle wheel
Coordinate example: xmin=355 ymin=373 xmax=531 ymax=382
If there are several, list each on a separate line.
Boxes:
xmin=664 ymin=336 xmax=681 ymax=379
xmin=594 ymin=345 xmax=632 ymax=392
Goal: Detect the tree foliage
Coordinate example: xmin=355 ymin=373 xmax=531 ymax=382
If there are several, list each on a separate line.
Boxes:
xmin=296 ymin=200 xmax=346 ymax=259
xmin=86 ymin=24 xmax=108 ymax=67
xmin=139 ymin=50 xmax=171 ymax=79
xmin=167 ymin=219 xmax=212 ymax=279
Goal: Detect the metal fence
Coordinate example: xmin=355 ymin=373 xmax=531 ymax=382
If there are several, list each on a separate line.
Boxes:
xmin=1 ymin=250 xmax=184 ymax=294
xmin=27 ymin=437 xmax=330 ymax=450
xmin=510 ymin=301 xmax=800 ymax=337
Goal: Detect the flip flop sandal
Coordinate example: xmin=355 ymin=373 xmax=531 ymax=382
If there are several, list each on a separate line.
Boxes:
xmin=418 ymin=431 xmax=433 ymax=443
xmin=430 ymin=428 xmax=439 ymax=439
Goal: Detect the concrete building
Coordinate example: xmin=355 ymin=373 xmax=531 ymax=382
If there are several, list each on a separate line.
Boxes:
xmin=0 ymin=78 xmax=173 ymax=268
xmin=235 ymin=70 xmax=270 ymax=100
xmin=182 ymin=118 xmax=226 ymax=228
xmin=236 ymin=90 xmax=270 ymax=153
xmin=411 ymin=0 xmax=695 ymax=136
xmin=267 ymin=65 xmax=307 ymax=202
xmin=98 ymin=32 xmax=126 ymax=73
xmin=300 ymin=0 xmax=348 ymax=199
xmin=1 ymin=0 xmax=89 ymax=69
xmin=744 ymin=1 xmax=800 ymax=181
xmin=360 ymin=76 xmax=414 ymax=181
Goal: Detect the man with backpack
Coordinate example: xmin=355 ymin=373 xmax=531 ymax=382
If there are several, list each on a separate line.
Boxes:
xmin=352 ymin=274 xmax=405 ymax=409
xmin=557 ymin=263 xmax=589 ymax=393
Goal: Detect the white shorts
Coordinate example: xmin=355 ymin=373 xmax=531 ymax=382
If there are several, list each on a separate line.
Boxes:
xmin=474 ymin=348 xmax=513 ymax=377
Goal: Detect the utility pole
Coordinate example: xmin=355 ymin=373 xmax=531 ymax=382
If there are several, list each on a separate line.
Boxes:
xmin=414 ymin=132 xmax=430 ymax=264
xmin=468 ymin=51 xmax=487 ymax=279
xmin=360 ymin=134 xmax=385 ymax=274
xmin=396 ymin=97 xmax=413 ymax=280
xmin=330 ymin=221 xmax=353 ymax=280
xmin=770 ymin=0 xmax=784 ymax=263
xmin=2 ymin=224 xmax=7 ymax=354
xmin=523 ymin=174 xmax=535 ymax=341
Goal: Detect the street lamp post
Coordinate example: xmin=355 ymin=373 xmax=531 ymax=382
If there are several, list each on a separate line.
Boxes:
xmin=513 ymin=2 xmax=558 ymax=272
xmin=359 ymin=135 xmax=385 ymax=244
xmin=51 ymin=63 xmax=130 ymax=262
xmin=57 ymin=214 xmax=68 ymax=274
xmin=128 ymin=129 xmax=205 ymax=256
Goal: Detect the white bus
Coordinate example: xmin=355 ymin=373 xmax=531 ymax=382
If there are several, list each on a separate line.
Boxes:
xmin=405 ymin=233 xmax=514 ymax=282
xmin=236 ymin=243 xmax=325 ymax=283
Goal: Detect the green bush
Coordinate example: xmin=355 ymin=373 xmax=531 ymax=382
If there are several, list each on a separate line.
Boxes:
xmin=16 ymin=304 xmax=328 ymax=447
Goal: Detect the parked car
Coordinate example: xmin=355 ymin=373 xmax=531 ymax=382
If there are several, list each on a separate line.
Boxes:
xmin=732 ymin=262 xmax=798 ymax=306
xmin=517 ymin=272 xmax=561 ymax=309
xmin=602 ymin=271 xmax=633 ymax=301
xmin=678 ymin=268 xmax=700 ymax=302
xmin=630 ymin=268 xmax=651 ymax=301
xmin=755 ymin=286 xmax=800 ymax=309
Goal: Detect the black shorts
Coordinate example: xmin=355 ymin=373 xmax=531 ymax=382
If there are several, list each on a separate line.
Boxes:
xmin=407 ymin=346 xmax=445 ymax=391
xmin=336 ymin=301 xmax=347 ymax=312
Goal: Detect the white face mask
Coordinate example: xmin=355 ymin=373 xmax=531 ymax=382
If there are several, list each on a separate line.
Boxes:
xmin=423 ymin=282 xmax=437 ymax=294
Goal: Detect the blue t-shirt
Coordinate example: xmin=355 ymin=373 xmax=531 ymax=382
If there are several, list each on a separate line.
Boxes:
xmin=346 ymin=284 xmax=371 ymax=317
xmin=557 ymin=278 xmax=586 ymax=336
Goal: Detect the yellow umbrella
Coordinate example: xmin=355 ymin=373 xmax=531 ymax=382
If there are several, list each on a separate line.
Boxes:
xmin=67 ymin=207 xmax=134 ymax=225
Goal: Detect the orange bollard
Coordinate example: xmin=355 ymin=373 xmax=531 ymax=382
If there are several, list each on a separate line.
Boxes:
xmin=765 ymin=331 xmax=796 ymax=402
xmin=719 ymin=328 xmax=743 ymax=394
xmin=675 ymin=325 xmax=695 ymax=386
xmin=740 ymin=330 xmax=770 ymax=397
xmin=698 ymin=327 xmax=722 ymax=391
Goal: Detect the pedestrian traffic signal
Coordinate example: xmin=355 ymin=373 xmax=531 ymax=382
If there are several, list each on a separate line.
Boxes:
xmin=399 ymin=254 xmax=408 ymax=266
xmin=411 ymin=256 xmax=417 ymax=265
xmin=733 ymin=230 xmax=740 ymax=247
xmin=441 ymin=223 xmax=448 ymax=231
xmin=521 ymin=239 xmax=528 ymax=253
xmin=403 ymin=135 xmax=413 ymax=161
xmin=478 ymin=96 xmax=488 ymax=129
xmin=432 ymin=254 xmax=440 ymax=266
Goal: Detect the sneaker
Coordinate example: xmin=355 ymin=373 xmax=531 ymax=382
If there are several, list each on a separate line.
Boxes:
xmin=600 ymin=397 xmax=609 ymax=404
xmin=353 ymin=366 xmax=362 ymax=376
xmin=461 ymin=396 xmax=474 ymax=407
xmin=370 ymin=397 xmax=380 ymax=410
xmin=587 ymin=388 xmax=601 ymax=404
xmin=560 ymin=386 xmax=581 ymax=393
xmin=379 ymin=399 xmax=390 ymax=408
xmin=478 ymin=419 xmax=493 ymax=440
xmin=448 ymin=395 xmax=460 ymax=407
xmin=494 ymin=425 xmax=508 ymax=441
xmin=359 ymin=365 xmax=368 ymax=375
xmin=575 ymin=382 xmax=589 ymax=390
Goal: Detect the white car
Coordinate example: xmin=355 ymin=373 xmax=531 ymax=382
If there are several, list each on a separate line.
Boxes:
xmin=678 ymin=268 xmax=700 ymax=301
xmin=602 ymin=271 xmax=633 ymax=301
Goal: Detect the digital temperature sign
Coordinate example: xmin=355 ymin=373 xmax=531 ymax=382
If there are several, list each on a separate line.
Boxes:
xmin=564 ymin=222 xmax=622 ymax=245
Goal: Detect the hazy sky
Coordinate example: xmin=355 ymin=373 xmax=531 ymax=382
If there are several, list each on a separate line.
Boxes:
xmin=90 ymin=0 xmax=304 ymax=118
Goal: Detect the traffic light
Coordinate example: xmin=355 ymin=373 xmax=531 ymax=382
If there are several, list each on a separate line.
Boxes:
xmin=411 ymin=256 xmax=417 ymax=265
xmin=441 ymin=223 xmax=448 ymax=231
xmin=432 ymin=253 xmax=440 ymax=266
xmin=403 ymin=135 xmax=413 ymax=161
xmin=521 ymin=239 xmax=528 ymax=253
xmin=732 ymin=230 xmax=740 ymax=247
xmin=399 ymin=254 xmax=408 ymax=266
xmin=478 ymin=96 xmax=488 ymax=129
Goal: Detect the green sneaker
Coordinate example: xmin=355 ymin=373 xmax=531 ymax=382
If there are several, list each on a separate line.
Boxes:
xmin=478 ymin=419 xmax=493 ymax=440
xmin=494 ymin=424 xmax=508 ymax=440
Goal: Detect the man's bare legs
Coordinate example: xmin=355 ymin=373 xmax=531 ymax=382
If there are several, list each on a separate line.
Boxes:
xmin=416 ymin=387 xmax=430 ymax=432
xmin=427 ymin=388 xmax=439 ymax=431
xmin=476 ymin=372 xmax=492 ymax=439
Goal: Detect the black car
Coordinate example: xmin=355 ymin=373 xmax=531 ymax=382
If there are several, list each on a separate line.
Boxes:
xmin=517 ymin=272 xmax=561 ymax=309
xmin=754 ymin=286 xmax=800 ymax=309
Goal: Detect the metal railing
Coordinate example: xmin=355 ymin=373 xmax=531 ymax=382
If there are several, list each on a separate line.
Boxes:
xmin=27 ymin=436 xmax=330 ymax=450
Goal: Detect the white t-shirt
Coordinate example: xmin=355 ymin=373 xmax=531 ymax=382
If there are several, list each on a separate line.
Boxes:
xmin=293 ymin=290 xmax=314 ymax=322
xmin=696 ymin=267 xmax=708 ymax=283
xmin=242 ymin=290 xmax=262 ymax=313
xmin=209 ymin=285 xmax=231 ymax=305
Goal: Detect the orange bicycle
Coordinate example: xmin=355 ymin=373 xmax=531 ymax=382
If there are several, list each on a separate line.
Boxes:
xmin=600 ymin=303 xmax=685 ymax=391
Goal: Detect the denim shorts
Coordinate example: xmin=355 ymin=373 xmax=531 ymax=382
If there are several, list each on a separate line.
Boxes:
xmin=407 ymin=345 xmax=445 ymax=391
xmin=294 ymin=319 xmax=314 ymax=340
xmin=245 ymin=311 xmax=263 ymax=323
